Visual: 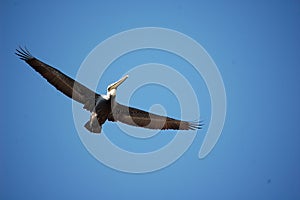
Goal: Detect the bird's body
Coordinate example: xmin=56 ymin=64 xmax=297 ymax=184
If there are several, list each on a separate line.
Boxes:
xmin=16 ymin=47 xmax=201 ymax=133
xmin=85 ymin=98 xmax=112 ymax=133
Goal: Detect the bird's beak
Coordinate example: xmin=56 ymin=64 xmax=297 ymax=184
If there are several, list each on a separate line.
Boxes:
xmin=108 ymin=75 xmax=129 ymax=91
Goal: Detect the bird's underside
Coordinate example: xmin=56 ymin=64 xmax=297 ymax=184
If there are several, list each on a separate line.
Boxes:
xmin=16 ymin=47 xmax=202 ymax=133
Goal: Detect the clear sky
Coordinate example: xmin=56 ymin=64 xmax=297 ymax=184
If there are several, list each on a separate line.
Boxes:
xmin=1 ymin=0 xmax=300 ymax=199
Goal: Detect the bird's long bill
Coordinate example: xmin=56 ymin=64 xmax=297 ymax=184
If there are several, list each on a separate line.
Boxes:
xmin=108 ymin=75 xmax=129 ymax=90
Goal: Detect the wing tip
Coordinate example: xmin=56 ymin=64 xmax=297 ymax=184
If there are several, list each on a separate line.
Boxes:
xmin=188 ymin=120 xmax=204 ymax=130
xmin=15 ymin=46 xmax=34 ymax=61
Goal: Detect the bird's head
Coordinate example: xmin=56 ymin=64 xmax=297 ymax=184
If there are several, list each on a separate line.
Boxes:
xmin=107 ymin=75 xmax=129 ymax=97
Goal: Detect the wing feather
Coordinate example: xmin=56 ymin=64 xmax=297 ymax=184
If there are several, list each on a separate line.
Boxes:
xmin=16 ymin=47 xmax=99 ymax=111
xmin=109 ymin=103 xmax=202 ymax=130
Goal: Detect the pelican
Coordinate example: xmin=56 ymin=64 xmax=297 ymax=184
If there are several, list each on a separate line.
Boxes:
xmin=16 ymin=47 xmax=202 ymax=133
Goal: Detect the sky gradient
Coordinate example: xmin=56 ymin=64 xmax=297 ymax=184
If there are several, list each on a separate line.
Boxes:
xmin=1 ymin=1 xmax=300 ymax=199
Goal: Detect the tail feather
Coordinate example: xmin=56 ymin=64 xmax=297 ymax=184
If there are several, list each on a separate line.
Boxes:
xmin=84 ymin=120 xmax=102 ymax=133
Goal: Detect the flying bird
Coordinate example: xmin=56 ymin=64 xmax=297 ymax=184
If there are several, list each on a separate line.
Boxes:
xmin=16 ymin=47 xmax=202 ymax=133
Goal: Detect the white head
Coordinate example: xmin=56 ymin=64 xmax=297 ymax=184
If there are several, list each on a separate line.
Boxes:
xmin=106 ymin=75 xmax=129 ymax=97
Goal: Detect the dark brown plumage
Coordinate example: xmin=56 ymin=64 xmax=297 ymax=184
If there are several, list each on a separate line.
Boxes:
xmin=16 ymin=47 xmax=202 ymax=133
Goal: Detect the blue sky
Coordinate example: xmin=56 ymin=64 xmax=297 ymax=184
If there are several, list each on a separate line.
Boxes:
xmin=1 ymin=0 xmax=300 ymax=199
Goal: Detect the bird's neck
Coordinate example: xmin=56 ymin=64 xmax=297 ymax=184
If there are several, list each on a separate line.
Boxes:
xmin=110 ymin=95 xmax=117 ymax=105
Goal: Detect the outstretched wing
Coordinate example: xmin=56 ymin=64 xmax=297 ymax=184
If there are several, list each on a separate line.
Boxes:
xmin=16 ymin=47 xmax=99 ymax=111
xmin=108 ymin=103 xmax=202 ymax=130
